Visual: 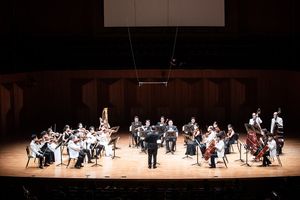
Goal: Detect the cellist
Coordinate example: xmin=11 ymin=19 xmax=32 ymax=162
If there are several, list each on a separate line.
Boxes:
xmin=200 ymin=126 xmax=216 ymax=157
xmin=260 ymin=133 xmax=276 ymax=167
xmin=209 ymin=134 xmax=225 ymax=169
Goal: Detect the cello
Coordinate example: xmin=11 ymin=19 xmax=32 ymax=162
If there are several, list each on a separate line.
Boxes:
xmin=204 ymin=140 xmax=216 ymax=161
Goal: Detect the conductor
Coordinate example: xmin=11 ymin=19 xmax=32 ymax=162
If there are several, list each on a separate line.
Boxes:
xmin=145 ymin=125 xmax=159 ymax=169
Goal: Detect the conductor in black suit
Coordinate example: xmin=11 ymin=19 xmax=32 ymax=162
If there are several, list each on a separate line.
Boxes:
xmin=145 ymin=125 xmax=159 ymax=169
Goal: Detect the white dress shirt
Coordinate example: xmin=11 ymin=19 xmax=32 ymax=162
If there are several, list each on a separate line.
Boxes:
xmin=267 ymin=139 xmax=277 ymax=158
xmin=270 ymin=117 xmax=283 ymax=133
xmin=68 ymin=140 xmax=80 ymax=159
xmin=30 ymin=140 xmax=42 ymax=158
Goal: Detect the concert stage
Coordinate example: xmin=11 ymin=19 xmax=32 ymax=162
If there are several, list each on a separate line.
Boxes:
xmin=0 ymin=131 xmax=299 ymax=180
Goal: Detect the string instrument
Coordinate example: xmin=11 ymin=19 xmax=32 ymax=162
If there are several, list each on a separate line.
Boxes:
xmin=246 ymin=108 xmax=261 ymax=148
xmin=273 ymin=108 xmax=284 ymax=148
xmin=224 ymin=129 xmax=232 ymax=140
xmin=35 ymin=138 xmax=43 ymax=144
xmin=204 ymin=140 xmax=216 ymax=161
xmin=256 ymin=145 xmax=269 ymax=160
xmin=202 ymin=130 xmax=211 ymax=139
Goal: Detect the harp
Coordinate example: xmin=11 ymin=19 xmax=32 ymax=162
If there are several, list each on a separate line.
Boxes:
xmin=100 ymin=107 xmax=110 ymax=128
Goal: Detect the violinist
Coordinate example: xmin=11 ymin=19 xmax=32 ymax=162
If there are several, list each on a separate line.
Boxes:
xmin=138 ymin=120 xmax=151 ymax=151
xmin=156 ymin=116 xmax=167 ymax=147
xmin=73 ymin=130 xmax=94 ymax=164
xmin=200 ymin=126 xmax=216 ymax=157
xmin=68 ymin=135 xmax=85 ymax=169
xmin=260 ymin=133 xmax=276 ymax=167
xmin=45 ymin=128 xmax=61 ymax=161
xmin=209 ymin=134 xmax=225 ymax=169
xmin=213 ymin=121 xmax=224 ymax=139
xmin=40 ymin=131 xmax=55 ymax=163
xmin=30 ymin=134 xmax=50 ymax=169
xmin=62 ymin=125 xmax=72 ymax=144
xmin=87 ymin=126 xmax=103 ymax=159
xmin=165 ymin=120 xmax=178 ymax=153
xmin=185 ymin=117 xmax=199 ymax=145
xmin=98 ymin=128 xmax=113 ymax=157
xmin=131 ymin=116 xmax=142 ymax=147
xmin=226 ymin=124 xmax=235 ymax=146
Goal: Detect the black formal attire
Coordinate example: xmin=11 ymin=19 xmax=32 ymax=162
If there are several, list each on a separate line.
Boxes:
xmin=40 ymin=142 xmax=55 ymax=163
xmin=131 ymin=121 xmax=142 ymax=146
xmin=165 ymin=125 xmax=178 ymax=152
xmin=145 ymin=131 xmax=159 ymax=168
xmin=139 ymin=126 xmax=151 ymax=150
xmin=156 ymin=122 xmax=167 ymax=146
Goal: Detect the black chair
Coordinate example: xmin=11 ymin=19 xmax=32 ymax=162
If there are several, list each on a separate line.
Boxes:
xmin=25 ymin=146 xmax=35 ymax=168
xmin=231 ymin=133 xmax=239 ymax=152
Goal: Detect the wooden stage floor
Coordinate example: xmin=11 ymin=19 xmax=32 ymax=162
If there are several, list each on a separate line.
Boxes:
xmin=0 ymin=131 xmax=299 ymax=180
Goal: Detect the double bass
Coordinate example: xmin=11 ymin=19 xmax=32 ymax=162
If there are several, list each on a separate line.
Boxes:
xmin=273 ymin=108 xmax=284 ymax=149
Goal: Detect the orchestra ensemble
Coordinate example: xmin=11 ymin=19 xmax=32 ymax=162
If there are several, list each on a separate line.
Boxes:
xmin=29 ymin=108 xmax=284 ymax=169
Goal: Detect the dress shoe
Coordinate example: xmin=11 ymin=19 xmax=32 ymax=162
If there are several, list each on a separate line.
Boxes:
xmin=44 ymin=163 xmax=50 ymax=167
xmin=161 ymin=144 xmax=163 ymax=147
xmin=166 ymin=150 xmax=171 ymax=153
xmin=153 ymin=165 xmax=157 ymax=169
xmin=81 ymin=164 xmax=84 ymax=167
xmin=94 ymin=156 xmax=100 ymax=159
xmin=88 ymin=160 xmax=94 ymax=163
xmin=259 ymin=165 xmax=267 ymax=167
xmin=50 ymin=162 xmax=53 ymax=164
xmin=39 ymin=166 xmax=44 ymax=169
xmin=183 ymin=144 xmax=187 ymax=146
xmin=148 ymin=165 xmax=151 ymax=169
xmin=209 ymin=166 xmax=215 ymax=169
xmin=75 ymin=165 xmax=81 ymax=169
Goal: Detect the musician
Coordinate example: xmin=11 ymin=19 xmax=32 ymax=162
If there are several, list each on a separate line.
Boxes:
xmin=213 ymin=121 xmax=220 ymax=132
xmin=44 ymin=129 xmax=62 ymax=161
xmin=73 ymin=130 xmax=94 ymax=163
xmin=138 ymin=120 xmax=151 ymax=150
xmin=260 ymin=133 xmax=277 ymax=167
xmin=98 ymin=129 xmax=113 ymax=157
xmin=185 ymin=117 xmax=199 ymax=145
xmin=87 ymin=126 xmax=103 ymax=159
xmin=40 ymin=131 xmax=55 ymax=163
xmin=270 ymin=112 xmax=283 ymax=134
xmin=260 ymin=129 xmax=269 ymax=147
xmin=68 ymin=135 xmax=85 ymax=169
xmin=165 ymin=120 xmax=178 ymax=153
xmin=209 ymin=134 xmax=225 ymax=168
xmin=200 ymin=126 xmax=216 ymax=157
xmin=157 ymin=116 xmax=167 ymax=147
xmin=249 ymin=113 xmax=263 ymax=132
xmin=30 ymin=134 xmax=50 ymax=169
xmin=131 ymin=116 xmax=142 ymax=147
xmin=62 ymin=125 xmax=72 ymax=143
xmin=145 ymin=125 xmax=159 ymax=169
xmin=227 ymin=124 xmax=235 ymax=146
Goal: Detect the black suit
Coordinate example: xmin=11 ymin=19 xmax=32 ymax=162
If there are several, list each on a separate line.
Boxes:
xmin=165 ymin=125 xmax=178 ymax=152
xmin=145 ymin=131 xmax=159 ymax=167
xmin=131 ymin=121 xmax=142 ymax=146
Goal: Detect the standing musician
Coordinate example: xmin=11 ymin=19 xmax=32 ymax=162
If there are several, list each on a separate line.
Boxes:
xmin=185 ymin=117 xmax=199 ymax=145
xmin=73 ymin=130 xmax=94 ymax=163
xmin=200 ymin=126 xmax=216 ymax=157
xmin=209 ymin=134 xmax=225 ymax=169
xmin=260 ymin=133 xmax=277 ymax=167
xmin=249 ymin=112 xmax=263 ymax=132
xmin=87 ymin=126 xmax=103 ymax=159
xmin=270 ymin=112 xmax=283 ymax=134
xmin=145 ymin=125 xmax=159 ymax=169
xmin=131 ymin=116 xmax=142 ymax=147
xmin=68 ymin=135 xmax=85 ymax=169
xmin=157 ymin=116 xmax=167 ymax=147
xmin=30 ymin=134 xmax=51 ymax=169
xmin=165 ymin=120 xmax=178 ymax=153
xmin=137 ymin=120 xmax=151 ymax=151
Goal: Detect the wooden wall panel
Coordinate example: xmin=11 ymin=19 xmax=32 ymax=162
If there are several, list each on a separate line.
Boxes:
xmin=0 ymin=69 xmax=299 ymax=134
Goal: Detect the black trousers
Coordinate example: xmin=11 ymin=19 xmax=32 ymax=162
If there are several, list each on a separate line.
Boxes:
xmin=148 ymin=149 xmax=157 ymax=167
xmin=36 ymin=154 xmax=44 ymax=167
xmin=210 ymin=152 xmax=218 ymax=168
xmin=82 ymin=148 xmax=92 ymax=161
xmin=159 ymin=133 xmax=165 ymax=145
xmin=42 ymin=151 xmax=52 ymax=164
xmin=262 ymin=151 xmax=271 ymax=166
xmin=166 ymin=138 xmax=176 ymax=151
xmin=90 ymin=144 xmax=103 ymax=156
xmin=76 ymin=154 xmax=85 ymax=167
xmin=200 ymin=144 xmax=207 ymax=156
xmin=139 ymin=138 xmax=145 ymax=149
xmin=132 ymin=132 xmax=138 ymax=145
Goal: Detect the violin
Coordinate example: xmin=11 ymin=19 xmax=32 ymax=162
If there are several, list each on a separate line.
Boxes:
xmin=202 ymin=131 xmax=211 ymax=139
xmin=35 ymin=138 xmax=43 ymax=144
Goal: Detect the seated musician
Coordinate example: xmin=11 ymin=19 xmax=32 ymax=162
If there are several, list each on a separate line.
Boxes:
xmin=44 ymin=129 xmax=62 ymax=161
xmin=87 ymin=126 xmax=103 ymax=159
xmin=200 ymin=126 xmax=216 ymax=157
xmin=98 ymin=127 xmax=113 ymax=157
xmin=73 ymin=130 xmax=94 ymax=163
xmin=157 ymin=116 xmax=167 ymax=147
xmin=209 ymin=134 xmax=225 ymax=168
xmin=260 ymin=129 xmax=269 ymax=147
xmin=68 ymin=135 xmax=85 ymax=169
xmin=227 ymin=124 xmax=235 ymax=145
xmin=39 ymin=131 xmax=55 ymax=163
xmin=131 ymin=116 xmax=142 ymax=147
xmin=165 ymin=120 xmax=178 ymax=153
xmin=62 ymin=125 xmax=72 ymax=144
xmin=185 ymin=117 xmax=199 ymax=146
xmin=30 ymin=134 xmax=51 ymax=169
xmin=138 ymin=120 xmax=151 ymax=150
xmin=260 ymin=133 xmax=277 ymax=167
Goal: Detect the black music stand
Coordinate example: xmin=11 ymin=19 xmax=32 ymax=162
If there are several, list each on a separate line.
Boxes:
xmin=56 ymin=141 xmax=67 ymax=166
xmin=131 ymin=124 xmax=142 ymax=148
xmin=165 ymin=131 xmax=177 ymax=155
xmin=138 ymin=131 xmax=150 ymax=154
xmin=183 ymin=136 xmax=193 ymax=159
xmin=191 ymin=139 xmax=202 ymax=167
xmin=110 ymin=137 xmax=120 ymax=159
xmin=155 ymin=126 xmax=165 ymax=133
xmin=235 ymin=139 xmax=246 ymax=164
xmin=183 ymin=125 xmax=194 ymax=133
xmin=111 ymin=126 xmax=121 ymax=149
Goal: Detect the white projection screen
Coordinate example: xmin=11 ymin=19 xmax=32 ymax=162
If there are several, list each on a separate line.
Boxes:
xmin=104 ymin=0 xmax=225 ymax=27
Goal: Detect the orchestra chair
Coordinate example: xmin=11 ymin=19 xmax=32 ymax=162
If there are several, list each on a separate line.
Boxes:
xmin=66 ymin=147 xmax=77 ymax=169
xmin=221 ymin=155 xmax=228 ymax=168
xmin=270 ymin=153 xmax=283 ymax=167
xmin=231 ymin=133 xmax=240 ymax=152
xmin=25 ymin=146 xmax=37 ymax=168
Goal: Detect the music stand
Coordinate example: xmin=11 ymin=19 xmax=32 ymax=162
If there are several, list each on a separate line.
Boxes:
xmin=235 ymin=139 xmax=246 ymax=163
xmin=183 ymin=136 xmax=193 ymax=159
xmin=56 ymin=141 xmax=67 ymax=166
xmin=155 ymin=126 xmax=165 ymax=133
xmin=165 ymin=131 xmax=177 ymax=155
xmin=109 ymin=137 xmax=120 ymax=159
xmin=191 ymin=139 xmax=202 ymax=167
xmin=183 ymin=125 xmax=194 ymax=133
xmin=131 ymin=125 xmax=142 ymax=148
xmin=138 ymin=131 xmax=150 ymax=154
xmin=111 ymin=126 xmax=121 ymax=149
